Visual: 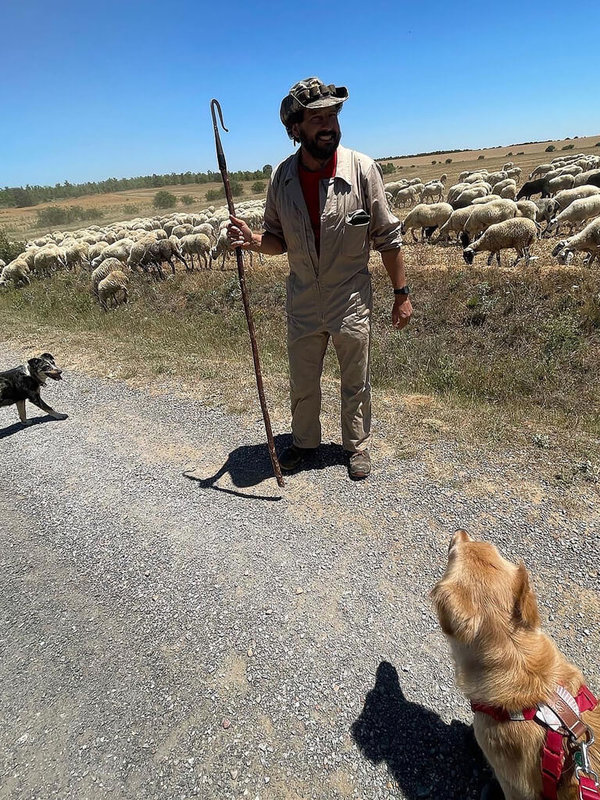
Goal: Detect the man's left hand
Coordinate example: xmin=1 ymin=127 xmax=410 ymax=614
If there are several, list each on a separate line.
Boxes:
xmin=392 ymin=296 xmax=413 ymax=330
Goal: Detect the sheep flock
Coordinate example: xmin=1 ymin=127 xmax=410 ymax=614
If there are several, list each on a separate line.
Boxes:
xmin=0 ymin=200 xmax=266 ymax=310
xmin=2 ymin=149 xmax=600 ymax=310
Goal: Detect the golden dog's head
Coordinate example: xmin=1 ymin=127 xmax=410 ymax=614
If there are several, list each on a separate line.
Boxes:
xmin=431 ymin=530 xmax=540 ymax=649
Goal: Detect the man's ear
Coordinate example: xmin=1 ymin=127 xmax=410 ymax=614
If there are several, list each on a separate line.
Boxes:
xmin=513 ymin=562 xmax=540 ymax=630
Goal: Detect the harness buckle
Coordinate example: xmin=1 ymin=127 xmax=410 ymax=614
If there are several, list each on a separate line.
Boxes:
xmin=574 ymin=732 xmax=599 ymax=784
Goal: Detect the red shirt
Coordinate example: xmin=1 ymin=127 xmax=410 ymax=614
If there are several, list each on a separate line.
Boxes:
xmin=298 ymin=152 xmax=337 ymax=255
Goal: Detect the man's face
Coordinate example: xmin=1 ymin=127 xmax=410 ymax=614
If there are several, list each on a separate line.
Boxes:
xmin=293 ymin=107 xmax=341 ymax=161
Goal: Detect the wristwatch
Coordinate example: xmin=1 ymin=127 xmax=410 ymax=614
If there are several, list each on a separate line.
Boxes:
xmin=394 ymin=286 xmax=410 ymax=296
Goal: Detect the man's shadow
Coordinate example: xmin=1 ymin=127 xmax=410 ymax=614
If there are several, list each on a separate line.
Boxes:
xmin=182 ymin=434 xmax=347 ymax=500
xmin=0 ymin=415 xmax=60 ymax=440
xmin=351 ymin=661 xmax=497 ymax=799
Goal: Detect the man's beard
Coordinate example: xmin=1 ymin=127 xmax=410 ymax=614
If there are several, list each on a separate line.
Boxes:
xmin=299 ymin=128 xmax=341 ymax=161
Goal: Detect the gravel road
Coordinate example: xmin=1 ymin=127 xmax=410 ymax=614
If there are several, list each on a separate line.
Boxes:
xmin=1 ymin=344 xmax=598 ymax=800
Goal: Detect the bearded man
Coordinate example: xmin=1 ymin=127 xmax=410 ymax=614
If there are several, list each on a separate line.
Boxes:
xmin=227 ymin=77 xmax=412 ymax=480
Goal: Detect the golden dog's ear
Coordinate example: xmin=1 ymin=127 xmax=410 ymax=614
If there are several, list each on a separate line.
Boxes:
xmin=512 ymin=562 xmax=540 ymax=630
xmin=448 ymin=529 xmax=471 ymax=553
xmin=431 ymin=582 xmax=480 ymax=643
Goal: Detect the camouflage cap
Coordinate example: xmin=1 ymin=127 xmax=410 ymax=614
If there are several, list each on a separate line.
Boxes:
xmin=280 ymin=77 xmax=349 ymax=129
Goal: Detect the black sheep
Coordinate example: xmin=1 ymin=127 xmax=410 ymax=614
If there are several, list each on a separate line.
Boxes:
xmin=516 ymin=178 xmax=550 ymax=200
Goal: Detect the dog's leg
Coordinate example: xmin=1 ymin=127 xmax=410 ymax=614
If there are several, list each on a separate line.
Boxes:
xmin=16 ymin=400 xmax=32 ymax=425
xmin=29 ymin=392 xmax=68 ymax=421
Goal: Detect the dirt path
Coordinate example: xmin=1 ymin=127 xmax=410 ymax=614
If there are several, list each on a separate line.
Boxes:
xmin=1 ymin=346 xmax=598 ymax=800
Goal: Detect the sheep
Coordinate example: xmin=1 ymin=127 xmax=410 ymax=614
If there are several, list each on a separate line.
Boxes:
xmin=91 ymin=257 xmax=125 ymax=296
xmin=0 ymin=259 xmax=31 ymax=288
xmin=91 ymin=239 xmax=133 ymax=268
xmin=460 ymin=199 xmax=519 ymax=246
xmin=487 ymin=170 xmax=508 ymax=187
xmin=499 ymin=184 xmax=518 ymax=200
xmin=516 ymin=178 xmax=550 ymax=200
xmin=529 ymin=163 xmax=553 ymax=179
xmin=452 ymin=185 xmax=490 ymax=209
xmin=192 ymin=222 xmax=216 ymax=240
xmin=32 ymin=244 xmax=67 ymax=277
xmin=516 ymin=200 xmax=538 ymax=221
xmin=394 ymin=186 xmax=418 ymax=208
xmin=171 ymin=223 xmax=194 ymax=239
xmin=97 ymin=270 xmax=129 ymax=311
xmin=435 ymin=206 xmax=474 ymax=244
xmin=573 ymin=169 xmax=600 ymax=187
xmin=547 ymin=174 xmax=575 ymax=194
xmin=179 ymin=234 xmax=212 ymax=270
xmin=546 ymin=195 xmax=600 ymax=236
xmin=62 ymin=239 xmax=90 ymax=270
xmin=210 ymin=227 xmax=234 ymax=268
xmin=554 ymin=185 xmax=600 ymax=212
xmin=533 ymin=198 xmax=559 ymax=233
xmin=400 ymin=203 xmax=453 ymax=242
xmin=506 ymin=167 xmax=522 ymax=182
xmin=421 ymin=181 xmax=445 ymax=203
xmin=551 ymin=218 xmax=600 ymax=266
xmin=492 ymin=178 xmax=517 ymax=196
xmin=471 ymin=194 xmax=502 ymax=204
xmin=462 ymin=218 xmax=538 ymax=267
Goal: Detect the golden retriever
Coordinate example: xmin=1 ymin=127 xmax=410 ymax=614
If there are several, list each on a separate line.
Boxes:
xmin=431 ymin=530 xmax=599 ymax=800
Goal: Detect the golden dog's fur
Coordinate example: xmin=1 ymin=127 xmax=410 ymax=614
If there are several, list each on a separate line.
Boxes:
xmin=431 ymin=530 xmax=599 ymax=800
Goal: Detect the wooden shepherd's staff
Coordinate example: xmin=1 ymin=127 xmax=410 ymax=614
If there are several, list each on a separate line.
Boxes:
xmin=210 ymin=99 xmax=284 ymax=488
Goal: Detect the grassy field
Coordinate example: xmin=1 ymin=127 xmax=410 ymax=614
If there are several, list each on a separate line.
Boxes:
xmin=1 ymin=134 xmax=599 ymax=490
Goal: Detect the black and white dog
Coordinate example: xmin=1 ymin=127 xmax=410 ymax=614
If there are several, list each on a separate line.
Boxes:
xmin=0 ymin=352 xmax=68 ymax=425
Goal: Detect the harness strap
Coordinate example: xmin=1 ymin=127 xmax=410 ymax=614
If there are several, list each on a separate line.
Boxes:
xmin=541 ymin=729 xmax=565 ymax=800
xmin=580 ymin=775 xmax=600 ymax=800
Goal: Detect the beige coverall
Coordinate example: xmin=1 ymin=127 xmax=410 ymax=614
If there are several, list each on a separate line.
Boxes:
xmin=263 ymin=144 xmax=403 ymax=453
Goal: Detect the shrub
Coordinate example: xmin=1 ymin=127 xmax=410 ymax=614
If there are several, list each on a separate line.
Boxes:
xmin=380 ymin=162 xmax=396 ymax=175
xmin=180 ymin=194 xmax=195 ymax=206
xmin=516 ymin=151 xmax=525 ymax=155
xmin=562 ymin=143 xmax=575 ymax=150
xmin=445 ymin=158 xmax=452 ymax=164
xmin=595 ymin=142 xmax=600 ymax=147
xmin=507 ymin=151 xmax=513 ymax=156
xmin=251 ymin=181 xmax=266 ymax=194
xmin=0 ymin=228 xmax=25 ymax=263
xmin=153 ymin=190 xmax=177 ymax=209
xmin=477 ymin=155 xmax=485 ymax=160
xmin=431 ymin=160 xmax=437 ymax=165
xmin=545 ymin=144 xmax=556 ymax=152
xmin=206 ymin=187 xmax=224 ymax=202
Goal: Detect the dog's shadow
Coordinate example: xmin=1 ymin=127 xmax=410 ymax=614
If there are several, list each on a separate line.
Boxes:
xmin=183 ymin=435 xmax=347 ymax=500
xmin=351 ymin=661 xmax=496 ymax=799
xmin=0 ymin=415 xmax=61 ymax=440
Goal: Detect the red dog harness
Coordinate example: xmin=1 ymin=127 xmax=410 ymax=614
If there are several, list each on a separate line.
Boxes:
xmin=471 ymin=685 xmax=599 ymax=800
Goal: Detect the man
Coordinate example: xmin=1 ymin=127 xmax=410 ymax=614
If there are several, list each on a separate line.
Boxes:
xmin=227 ymin=77 xmax=412 ymax=479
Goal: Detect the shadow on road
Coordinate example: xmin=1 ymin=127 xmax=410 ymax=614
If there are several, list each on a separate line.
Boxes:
xmin=0 ymin=414 xmax=61 ymax=440
xmin=182 ymin=435 xmax=347 ymax=500
xmin=351 ymin=661 xmax=495 ymax=799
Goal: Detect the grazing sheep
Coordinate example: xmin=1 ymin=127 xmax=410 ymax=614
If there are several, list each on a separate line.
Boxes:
xmin=554 ymin=185 xmax=600 ymax=211
xmin=462 ymin=217 xmax=538 ymax=267
xmin=91 ymin=239 xmax=133 ymax=268
xmin=551 ymin=218 xmax=600 ymax=266
xmin=32 ymin=244 xmax=67 ymax=277
xmin=452 ymin=185 xmax=491 ymax=209
xmin=97 ymin=270 xmax=129 ymax=311
xmin=546 ymin=194 xmax=600 ymax=235
xmin=516 ymin=178 xmax=550 ymax=200
xmin=394 ymin=186 xmax=418 ymax=208
xmin=179 ymin=234 xmax=212 ymax=270
xmin=499 ymin=184 xmax=518 ymax=200
xmin=529 ymin=163 xmax=553 ymax=179
xmin=516 ymin=200 xmax=538 ymax=221
xmin=460 ymin=199 xmax=519 ymax=246
xmin=505 ymin=166 xmax=522 ymax=182
xmin=400 ymin=203 xmax=453 ymax=242
xmin=471 ymin=194 xmax=503 ymax=205
xmin=171 ymin=224 xmax=194 ymax=239
xmin=422 ymin=181 xmax=445 ymax=203
xmin=0 ymin=259 xmax=31 ymax=288
xmin=547 ymin=174 xmax=575 ymax=194
xmin=62 ymin=239 xmax=90 ymax=270
xmin=91 ymin=257 xmax=125 ymax=296
xmin=573 ymin=169 xmax=600 ymax=187
xmin=210 ymin=227 xmax=234 ymax=268
xmin=435 ymin=206 xmax=474 ymax=244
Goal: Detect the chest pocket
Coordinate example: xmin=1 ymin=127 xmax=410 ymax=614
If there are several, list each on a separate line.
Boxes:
xmin=342 ymin=209 xmax=370 ymax=256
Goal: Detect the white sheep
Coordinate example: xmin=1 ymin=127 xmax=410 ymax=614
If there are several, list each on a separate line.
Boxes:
xmin=551 ymin=218 xmax=600 ymax=266
xmin=435 ymin=206 xmax=474 ymax=244
xmin=515 ymin=200 xmax=538 ymax=221
xmin=97 ymin=270 xmax=129 ymax=310
xmin=0 ymin=259 xmax=31 ymax=288
xmin=547 ymin=195 xmax=600 ymax=235
xmin=394 ymin=186 xmax=418 ymax=208
xmin=547 ymin=174 xmax=575 ymax=194
xmin=461 ymin=199 xmax=519 ymax=245
xmin=400 ymin=203 xmax=453 ymax=242
xmin=91 ymin=257 xmax=125 ymax=296
xmin=554 ymin=185 xmax=600 ymax=212
xmin=462 ymin=218 xmax=538 ymax=267
xmin=421 ymin=181 xmax=445 ymax=203
xmin=179 ymin=234 xmax=212 ymax=270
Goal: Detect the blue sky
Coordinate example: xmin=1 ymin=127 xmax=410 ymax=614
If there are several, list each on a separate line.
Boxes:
xmin=2 ymin=0 xmax=599 ymax=187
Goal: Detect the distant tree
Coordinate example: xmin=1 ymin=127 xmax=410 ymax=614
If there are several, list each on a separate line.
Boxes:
xmin=431 ymin=160 xmax=437 ymax=164
xmin=10 ymin=187 xmax=37 ymax=208
xmin=153 ymin=190 xmax=177 ymax=209
xmin=507 ymin=151 xmax=513 ymax=156
xmin=596 ymin=142 xmax=600 ymax=147
xmin=205 ymin=188 xmax=224 ymax=202
xmin=262 ymin=164 xmax=273 ymax=177
xmin=545 ymin=144 xmax=556 ymax=152
xmin=180 ymin=194 xmax=195 ymax=206
xmin=516 ymin=151 xmax=525 ymax=155
xmin=477 ymin=155 xmax=485 ymax=160
xmin=380 ymin=162 xmax=396 ymax=174
xmin=251 ymin=181 xmax=266 ymax=194
xmin=561 ymin=143 xmax=575 ymax=150
xmin=445 ymin=158 xmax=452 ymax=164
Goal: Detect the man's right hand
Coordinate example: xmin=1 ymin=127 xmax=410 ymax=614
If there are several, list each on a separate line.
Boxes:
xmin=227 ymin=215 xmax=255 ymax=249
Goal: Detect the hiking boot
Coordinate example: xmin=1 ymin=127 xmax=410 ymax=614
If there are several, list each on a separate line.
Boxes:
xmin=348 ymin=450 xmax=371 ymax=480
xmin=278 ymin=444 xmax=315 ymax=472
